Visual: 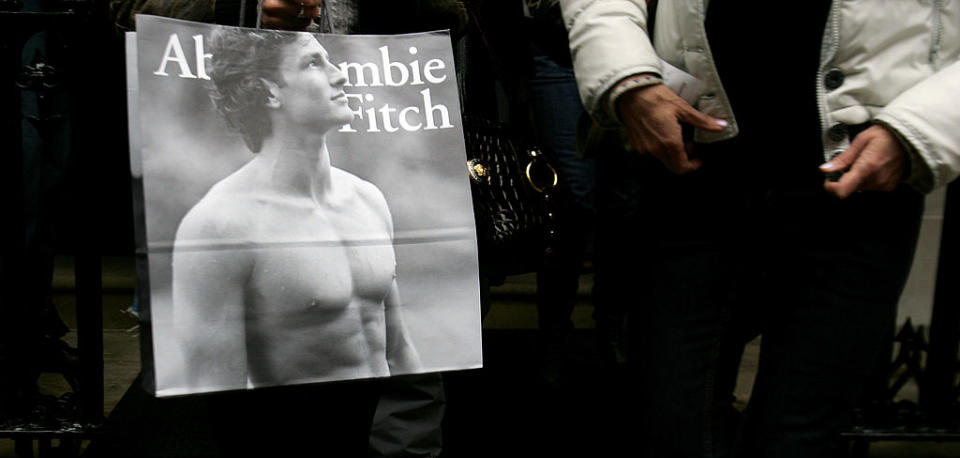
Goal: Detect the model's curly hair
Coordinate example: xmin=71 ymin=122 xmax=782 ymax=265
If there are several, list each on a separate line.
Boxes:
xmin=207 ymin=27 xmax=299 ymax=153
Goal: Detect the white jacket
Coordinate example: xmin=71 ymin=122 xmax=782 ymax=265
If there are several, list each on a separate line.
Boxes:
xmin=561 ymin=0 xmax=960 ymax=191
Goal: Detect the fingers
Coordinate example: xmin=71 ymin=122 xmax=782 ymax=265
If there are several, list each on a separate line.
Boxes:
xmin=657 ymin=138 xmax=702 ymax=174
xmin=820 ymin=130 xmax=868 ymax=174
xmin=618 ymin=84 xmax=725 ymax=174
xmin=677 ymin=105 xmax=729 ymax=133
xmin=261 ymin=0 xmax=320 ymax=30
xmin=823 ymin=162 xmax=867 ymax=199
xmin=623 ymin=111 xmax=701 ymax=174
xmin=821 ymin=126 xmax=906 ymax=199
xmin=646 ymin=110 xmax=713 ymax=174
xmin=820 ymin=133 xmax=867 ymax=199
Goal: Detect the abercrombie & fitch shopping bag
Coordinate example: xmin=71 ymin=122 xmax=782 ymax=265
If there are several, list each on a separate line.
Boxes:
xmin=127 ymin=16 xmax=482 ymax=396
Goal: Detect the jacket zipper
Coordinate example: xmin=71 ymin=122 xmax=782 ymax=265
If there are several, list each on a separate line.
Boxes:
xmin=931 ymin=0 xmax=944 ymax=67
xmin=817 ymin=1 xmax=842 ymax=162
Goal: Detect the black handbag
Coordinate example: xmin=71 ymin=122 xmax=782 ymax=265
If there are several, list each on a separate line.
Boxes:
xmin=456 ymin=3 xmax=561 ymax=276
xmin=463 ymin=115 xmax=559 ymax=276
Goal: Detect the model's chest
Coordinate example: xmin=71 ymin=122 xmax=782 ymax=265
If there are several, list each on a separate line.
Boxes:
xmin=243 ymin=206 xmax=397 ymax=315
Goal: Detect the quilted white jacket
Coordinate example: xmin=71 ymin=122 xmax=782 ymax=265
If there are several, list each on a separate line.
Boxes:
xmin=561 ymin=0 xmax=960 ymax=191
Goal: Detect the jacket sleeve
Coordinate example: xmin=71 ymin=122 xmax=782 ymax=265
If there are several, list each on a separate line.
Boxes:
xmin=560 ymin=0 xmax=661 ymax=126
xmin=873 ymin=59 xmax=960 ymax=192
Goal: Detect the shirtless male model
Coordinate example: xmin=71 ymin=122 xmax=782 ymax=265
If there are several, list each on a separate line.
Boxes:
xmin=171 ymin=28 xmax=420 ymax=392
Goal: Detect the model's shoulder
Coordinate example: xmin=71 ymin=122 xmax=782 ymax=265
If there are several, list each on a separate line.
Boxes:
xmin=176 ymin=186 xmax=256 ymax=241
xmin=331 ymin=168 xmax=393 ymax=231
xmin=333 ymin=168 xmax=387 ymax=203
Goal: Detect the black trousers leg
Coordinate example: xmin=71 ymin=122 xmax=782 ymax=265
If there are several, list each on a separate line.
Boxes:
xmin=737 ymin=188 xmax=923 ymax=458
xmin=208 ymin=380 xmax=381 ymax=457
xmin=616 ymin=137 xmax=922 ymax=458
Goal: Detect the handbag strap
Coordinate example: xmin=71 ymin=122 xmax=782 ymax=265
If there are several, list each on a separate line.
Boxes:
xmin=465 ymin=8 xmax=509 ymax=86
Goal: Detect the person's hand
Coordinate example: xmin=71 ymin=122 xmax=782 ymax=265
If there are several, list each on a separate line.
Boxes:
xmin=617 ymin=82 xmax=729 ymax=174
xmin=820 ymin=125 xmax=907 ymax=199
xmin=261 ymin=0 xmax=320 ymax=31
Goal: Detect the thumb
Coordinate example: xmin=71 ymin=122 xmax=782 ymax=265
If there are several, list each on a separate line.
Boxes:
xmin=821 ymin=132 xmax=868 ymax=173
xmin=677 ymin=105 xmax=729 ymax=132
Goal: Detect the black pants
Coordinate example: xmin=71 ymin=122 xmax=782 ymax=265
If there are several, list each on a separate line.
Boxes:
xmin=599 ymin=138 xmax=924 ymax=457
xmin=207 ymin=379 xmax=381 ymax=457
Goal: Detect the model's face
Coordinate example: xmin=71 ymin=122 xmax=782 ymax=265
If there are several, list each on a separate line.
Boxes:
xmin=275 ymin=35 xmax=353 ymax=130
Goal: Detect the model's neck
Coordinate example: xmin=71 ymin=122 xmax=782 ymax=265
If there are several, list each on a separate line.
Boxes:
xmin=256 ymin=123 xmax=334 ymax=203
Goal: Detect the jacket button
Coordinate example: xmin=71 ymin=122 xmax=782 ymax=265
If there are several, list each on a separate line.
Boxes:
xmin=828 ymin=124 xmax=847 ymax=142
xmin=824 ymin=69 xmax=845 ymax=90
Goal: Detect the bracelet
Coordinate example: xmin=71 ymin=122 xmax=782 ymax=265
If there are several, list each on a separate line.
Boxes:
xmin=607 ymin=73 xmax=663 ymax=121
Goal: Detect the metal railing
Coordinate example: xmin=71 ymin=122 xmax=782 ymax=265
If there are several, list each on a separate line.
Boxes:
xmin=1 ymin=1 xmax=104 ymax=456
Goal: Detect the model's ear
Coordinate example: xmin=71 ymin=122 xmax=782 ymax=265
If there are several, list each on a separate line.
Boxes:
xmin=261 ymin=77 xmax=282 ymax=109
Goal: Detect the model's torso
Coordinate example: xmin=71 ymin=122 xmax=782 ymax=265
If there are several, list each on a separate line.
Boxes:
xmin=207 ymin=166 xmax=396 ymax=385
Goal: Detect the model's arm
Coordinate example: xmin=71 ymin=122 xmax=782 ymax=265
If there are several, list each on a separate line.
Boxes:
xmin=358 ymin=179 xmax=423 ymax=374
xmin=172 ymin=205 xmax=252 ymax=391
xmin=384 ymin=280 xmax=422 ymax=375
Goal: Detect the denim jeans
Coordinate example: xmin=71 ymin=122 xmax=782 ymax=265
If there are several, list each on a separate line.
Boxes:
xmin=604 ymin=136 xmax=924 ymax=457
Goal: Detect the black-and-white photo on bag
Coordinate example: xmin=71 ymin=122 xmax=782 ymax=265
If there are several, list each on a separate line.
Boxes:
xmin=126 ymin=15 xmax=482 ymax=397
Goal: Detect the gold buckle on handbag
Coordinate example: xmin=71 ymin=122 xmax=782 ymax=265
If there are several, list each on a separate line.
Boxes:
xmin=524 ymin=148 xmax=558 ymax=194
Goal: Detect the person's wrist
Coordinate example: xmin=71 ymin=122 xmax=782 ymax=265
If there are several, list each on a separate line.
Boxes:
xmin=608 ymin=73 xmax=663 ymax=122
xmin=875 ymin=121 xmax=933 ymax=192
